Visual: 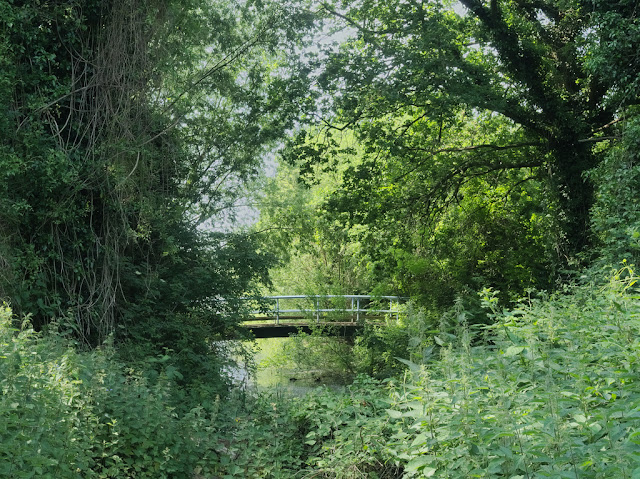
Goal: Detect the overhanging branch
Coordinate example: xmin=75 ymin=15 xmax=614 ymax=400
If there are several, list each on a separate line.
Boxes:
xmin=394 ymin=140 xmax=545 ymax=182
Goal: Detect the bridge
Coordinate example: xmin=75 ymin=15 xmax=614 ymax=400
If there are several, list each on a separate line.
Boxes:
xmin=240 ymin=295 xmax=405 ymax=338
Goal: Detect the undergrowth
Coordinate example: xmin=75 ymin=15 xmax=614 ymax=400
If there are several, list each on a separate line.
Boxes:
xmin=3 ymin=267 xmax=640 ymax=478
xmin=284 ymin=267 xmax=640 ymax=478
xmin=0 ymin=306 xmax=303 ymax=478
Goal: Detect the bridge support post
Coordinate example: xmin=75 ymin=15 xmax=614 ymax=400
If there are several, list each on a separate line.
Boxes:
xmin=350 ymin=297 xmax=355 ymax=323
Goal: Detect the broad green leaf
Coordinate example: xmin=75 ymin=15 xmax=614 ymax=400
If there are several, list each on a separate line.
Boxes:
xmin=422 ymin=467 xmax=437 ymax=477
xmin=405 ymin=455 xmax=435 ymax=473
xmin=629 ymin=431 xmax=640 ymax=445
xmin=504 ymin=346 xmax=525 ymax=357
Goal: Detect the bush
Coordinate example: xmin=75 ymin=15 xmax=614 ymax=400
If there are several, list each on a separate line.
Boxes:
xmin=278 ymin=268 xmax=640 ymax=478
xmin=0 ymin=304 xmax=313 ymax=478
xmin=0 ymin=305 xmax=221 ymax=478
xmin=381 ymin=268 xmax=640 ymax=477
xmin=589 ymin=116 xmax=640 ymax=267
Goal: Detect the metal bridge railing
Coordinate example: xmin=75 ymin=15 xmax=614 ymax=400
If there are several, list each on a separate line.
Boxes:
xmin=243 ymin=295 xmax=407 ymax=325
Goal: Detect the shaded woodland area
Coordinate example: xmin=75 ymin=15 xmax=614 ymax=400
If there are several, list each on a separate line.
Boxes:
xmin=0 ymin=0 xmax=639 ymax=477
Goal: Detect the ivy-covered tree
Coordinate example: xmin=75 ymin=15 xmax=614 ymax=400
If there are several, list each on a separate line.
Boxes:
xmin=0 ymin=0 xmax=312 ymax=373
xmin=288 ymin=0 xmax=638 ymax=275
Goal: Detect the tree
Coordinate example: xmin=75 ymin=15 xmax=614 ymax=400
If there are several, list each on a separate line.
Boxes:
xmin=269 ymin=112 xmax=555 ymax=306
xmin=0 ymin=0 xmax=312 ymax=362
xmin=255 ymin=156 xmax=376 ymax=296
xmin=290 ymin=0 xmax=638 ymax=269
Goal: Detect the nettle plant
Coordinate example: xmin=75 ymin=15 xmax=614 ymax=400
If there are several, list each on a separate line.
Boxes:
xmin=0 ymin=305 xmax=237 ymax=478
xmin=383 ymin=268 xmax=640 ymax=478
xmin=0 ymin=305 xmax=312 ymax=479
xmin=278 ymin=268 xmax=640 ymax=478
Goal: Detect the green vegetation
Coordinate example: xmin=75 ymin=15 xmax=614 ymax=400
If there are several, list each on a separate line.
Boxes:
xmin=0 ymin=304 xmax=307 ymax=477
xmin=1 ymin=0 xmax=640 ymax=477
xmin=256 ymin=0 xmax=639 ymax=309
xmin=287 ymin=269 xmax=640 ymax=478
xmin=0 ymin=0 xmax=312 ymax=386
xmin=4 ymin=269 xmax=640 ymax=477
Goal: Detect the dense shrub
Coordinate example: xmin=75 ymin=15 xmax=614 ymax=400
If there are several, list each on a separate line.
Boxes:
xmin=0 ymin=305 xmax=205 ymax=477
xmin=280 ymin=268 xmax=640 ymax=478
xmin=0 ymin=304 xmax=312 ymax=478
xmin=4 ymin=266 xmax=640 ymax=478
xmin=589 ymin=117 xmax=640 ymax=267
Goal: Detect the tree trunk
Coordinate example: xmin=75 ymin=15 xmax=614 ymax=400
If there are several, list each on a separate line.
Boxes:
xmin=549 ymin=138 xmax=598 ymax=262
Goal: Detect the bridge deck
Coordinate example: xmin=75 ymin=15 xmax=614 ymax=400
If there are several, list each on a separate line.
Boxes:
xmin=247 ymin=322 xmax=362 ymax=338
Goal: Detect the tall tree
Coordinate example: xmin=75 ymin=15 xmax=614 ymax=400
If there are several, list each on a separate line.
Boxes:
xmin=292 ymin=0 xmax=638 ymax=266
xmin=0 ymin=0 xmax=312 ymax=352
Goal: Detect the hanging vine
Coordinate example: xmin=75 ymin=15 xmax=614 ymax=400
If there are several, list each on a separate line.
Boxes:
xmin=0 ymin=0 xmax=309 ymax=347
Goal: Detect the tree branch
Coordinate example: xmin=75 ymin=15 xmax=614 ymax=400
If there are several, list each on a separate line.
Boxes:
xmin=394 ymin=140 xmax=545 ymax=182
xmin=578 ymin=135 xmax=622 ymax=143
xmin=320 ymin=3 xmax=396 ymax=37
xmin=592 ymin=115 xmax=634 ymax=133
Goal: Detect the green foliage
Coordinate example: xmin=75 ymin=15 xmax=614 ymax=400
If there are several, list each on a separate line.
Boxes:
xmin=5 ymin=267 xmax=640 ymax=478
xmin=255 ymin=159 xmax=376 ymax=296
xmin=352 ymin=303 xmax=439 ymax=378
xmin=0 ymin=0 xmax=314 ymax=388
xmin=283 ymin=0 xmax=640 ymax=281
xmin=275 ymin=329 xmax=357 ymax=377
xmin=380 ymin=269 xmax=640 ymax=478
xmin=589 ymin=116 xmax=640 ymax=267
xmin=256 ymin=268 xmax=640 ymax=478
xmin=0 ymin=304 xmax=309 ymax=478
xmin=260 ymin=113 xmax=555 ymax=311
xmin=0 ymin=305 xmax=216 ymax=477
xmin=116 ymin=230 xmax=276 ymax=387
xmin=582 ymin=0 xmax=640 ymax=109
xmin=292 ymin=375 xmax=403 ymax=479
xmin=203 ymin=391 xmax=308 ymax=477
xmin=256 ymin=0 xmax=640 ymax=313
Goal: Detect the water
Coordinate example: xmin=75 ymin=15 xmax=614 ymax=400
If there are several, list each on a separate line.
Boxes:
xmin=230 ymin=337 xmax=351 ymax=396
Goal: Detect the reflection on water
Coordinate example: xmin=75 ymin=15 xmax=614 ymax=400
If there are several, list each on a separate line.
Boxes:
xmin=229 ymin=337 xmax=350 ymax=396
xmin=253 ymin=367 xmax=348 ymax=396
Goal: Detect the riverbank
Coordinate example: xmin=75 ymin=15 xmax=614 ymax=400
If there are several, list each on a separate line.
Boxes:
xmin=4 ymin=272 xmax=640 ymax=477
